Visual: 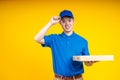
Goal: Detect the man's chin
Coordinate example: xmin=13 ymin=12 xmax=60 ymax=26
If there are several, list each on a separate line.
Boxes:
xmin=64 ymin=30 xmax=72 ymax=33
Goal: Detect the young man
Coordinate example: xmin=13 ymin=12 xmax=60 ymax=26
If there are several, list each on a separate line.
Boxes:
xmin=34 ymin=10 xmax=94 ymax=80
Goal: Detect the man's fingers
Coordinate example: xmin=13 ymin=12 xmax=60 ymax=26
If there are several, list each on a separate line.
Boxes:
xmin=50 ymin=16 xmax=61 ymax=24
xmin=53 ymin=16 xmax=60 ymax=20
xmin=94 ymin=61 xmax=100 ymax=63
xmin=84 ymin=61 xmax=99 ymax=66
xmin=84 ymin=61 xmax=93 ymax=66
xmin=58 ymin=16 xmax=61 ymax=19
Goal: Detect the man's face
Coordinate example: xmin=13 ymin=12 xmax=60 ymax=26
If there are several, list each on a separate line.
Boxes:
xmin=59 ymin=17 xmax=74 ymax=33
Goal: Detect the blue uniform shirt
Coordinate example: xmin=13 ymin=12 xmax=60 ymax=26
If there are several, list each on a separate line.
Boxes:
xmin=42 ymin=32 xmax=89 ymax=76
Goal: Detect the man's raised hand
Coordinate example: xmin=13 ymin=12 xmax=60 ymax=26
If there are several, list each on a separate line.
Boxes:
xmin=49 ymin=16 xmax=61 ymax=25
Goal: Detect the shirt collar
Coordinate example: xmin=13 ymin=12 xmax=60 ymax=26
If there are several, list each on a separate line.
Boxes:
xmin=61 ymin=31 xmax=76 ymax=38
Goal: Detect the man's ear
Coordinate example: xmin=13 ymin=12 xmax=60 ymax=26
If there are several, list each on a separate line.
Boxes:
xmin=72 ymin=18 xmax=74 ymax=23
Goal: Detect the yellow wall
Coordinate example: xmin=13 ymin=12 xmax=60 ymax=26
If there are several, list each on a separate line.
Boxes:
xmin=0 ymin=0 xmax=120 ymax=80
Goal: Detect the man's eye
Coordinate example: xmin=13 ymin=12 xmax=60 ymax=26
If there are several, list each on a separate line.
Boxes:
xmin=69 ymin=19 xmax=71 ymax=22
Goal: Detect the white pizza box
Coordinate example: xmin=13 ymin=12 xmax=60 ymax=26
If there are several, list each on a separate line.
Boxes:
xmin=73 ymin=55 xmax=114 ymax=61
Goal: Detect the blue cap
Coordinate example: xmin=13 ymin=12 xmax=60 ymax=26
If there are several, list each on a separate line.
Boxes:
xmin=59 ymin=10 xmax=74 ymax=18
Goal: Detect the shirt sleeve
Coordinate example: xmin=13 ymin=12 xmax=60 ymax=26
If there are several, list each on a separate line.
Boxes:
xmin=41 ymin=34 xmax=55 ymax=47
xmin=82 ymin=40 xmax=90 ymax=55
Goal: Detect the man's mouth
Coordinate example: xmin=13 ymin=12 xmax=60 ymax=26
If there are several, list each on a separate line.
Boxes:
xmin=65 ymin=26 xmax=70 ymax=29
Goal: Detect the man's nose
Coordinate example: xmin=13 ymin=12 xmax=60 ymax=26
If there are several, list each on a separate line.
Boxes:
xmin=65 ymin=21 xmax=69 ymax=26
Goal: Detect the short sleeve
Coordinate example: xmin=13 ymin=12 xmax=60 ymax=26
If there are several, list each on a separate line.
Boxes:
xmin=41 ymin=34 xmax=55 ymax=47
xmin=82 ymin=40 xmax=90 ymax=55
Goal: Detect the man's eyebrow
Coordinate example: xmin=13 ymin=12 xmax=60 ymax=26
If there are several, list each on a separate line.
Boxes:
xmin=61 ymin=18 xmax=65 ymax=21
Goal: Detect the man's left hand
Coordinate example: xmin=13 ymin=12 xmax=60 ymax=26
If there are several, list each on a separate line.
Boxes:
xmin=84 ymin=61 xmax=98 ymax=66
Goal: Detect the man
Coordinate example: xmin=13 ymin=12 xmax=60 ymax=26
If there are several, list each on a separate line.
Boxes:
xmin=34 ymin=10 xmax=94 ymax=80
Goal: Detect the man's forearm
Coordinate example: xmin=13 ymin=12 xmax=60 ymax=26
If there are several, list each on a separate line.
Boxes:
xmin=34 ymin=22 xmax=52 ymax=42
xmin=34 ymin=16 xmax=60 ymax=43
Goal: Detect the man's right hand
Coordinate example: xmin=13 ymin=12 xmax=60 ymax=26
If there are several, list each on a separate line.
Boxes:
xmin=34 ymin=16 xmax=61 ymax=44
xmin=49 ymin=16 xmax=61 ymax=25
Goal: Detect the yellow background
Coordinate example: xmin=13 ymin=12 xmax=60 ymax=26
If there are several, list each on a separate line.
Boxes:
xmin=0 ymin=0 xmax=120 ymax=80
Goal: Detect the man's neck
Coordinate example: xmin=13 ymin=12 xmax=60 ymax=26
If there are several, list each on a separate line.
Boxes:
xmin=64 ymin=31 xmax=73 ymax=36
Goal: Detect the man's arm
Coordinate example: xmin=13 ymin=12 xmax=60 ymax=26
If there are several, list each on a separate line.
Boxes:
xmin=34 ymin=16 xmax=60 ymax=44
